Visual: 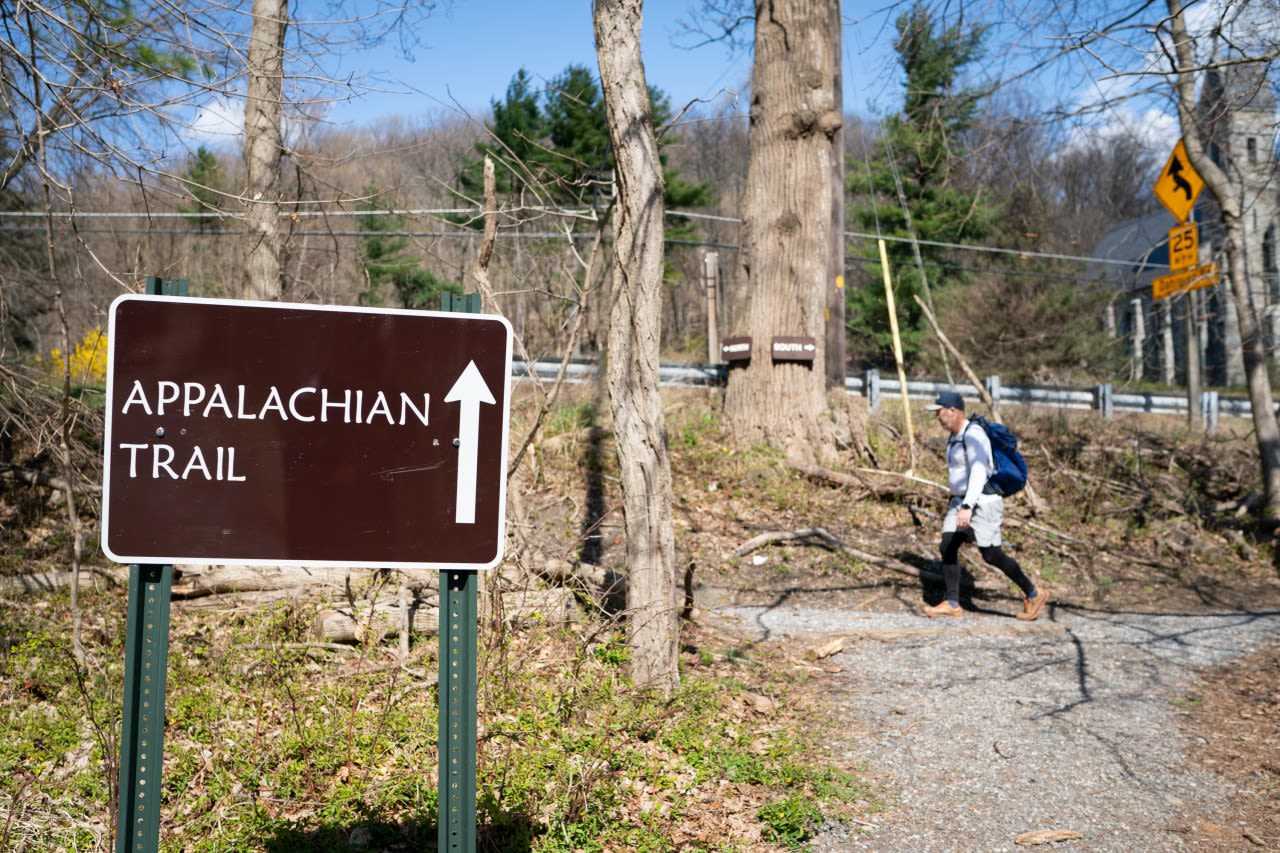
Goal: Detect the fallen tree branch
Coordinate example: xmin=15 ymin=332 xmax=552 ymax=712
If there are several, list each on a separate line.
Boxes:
xmin=914 ymin=295 xmax=997 ymax=412
xmin=731 ymin=526 xmax=942 ymax=583
xmin=172 ymin=564 xmax=363 ymax=598
xmin=835 ymin=543 xmax=942 ymax=582
xmin=805 ymin=637 xmax=846 ymax=661
xmin=1064 ymin=468 xmax=1148 ymax=495
xmin=1015 ymin=828 xmax=1083 ymax=846
xmin=734 ymin=527 xmax=846 ymax=555
xmin=1008 ymin=517 xmax=1192 ymax=574
xmin=788 ymin=462 xmax=876 ymax=496
xmin=241 ymin=641 xmax=357 ymax=654
xmin=0 ymin=565 xmax=128 ymax=594
xmin=788 ymin=462 xmax=940 ymax=502
xmin=1016 ymin=519 xmax=1088 ymax=546
xmin=0 ymin=463 xmax=99 ymax=494
xmin=854 ymin=467 xmax=948 ymax=492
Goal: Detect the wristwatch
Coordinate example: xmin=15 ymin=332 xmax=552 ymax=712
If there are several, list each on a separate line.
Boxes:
xmin=960 ymin=503 xmax=972 ymax=510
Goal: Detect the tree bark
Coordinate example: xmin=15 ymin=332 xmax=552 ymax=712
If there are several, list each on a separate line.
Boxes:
xmin=594 ymin=0 xmax=680 ymax=694
xmin=725 ymin=0 xmax=844 ymax=464
xmin=1165 ymin=0 xmax=1280 ymax=522
xmin=826 ymin=1 xmax=846 ymax=389
xmin=242 ymin=0 xmax=287 ymax=301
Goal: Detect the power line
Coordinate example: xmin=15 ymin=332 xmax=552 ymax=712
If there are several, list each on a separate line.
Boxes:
xmin=0 ymin=223 xmax=740 ymax=249
xmin=845 ymin=253 xmax=1135 ymax=286
xmin=843 ymin=229 xmax=1154 ymax=269
xmin=0 ymin=206 xmax=575 ymax=220
xmin=0 ymin=205 xmax=1159 ymax=269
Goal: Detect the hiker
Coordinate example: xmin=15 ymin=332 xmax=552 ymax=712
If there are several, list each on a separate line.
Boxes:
xmin=921 ymin=390 xmax=1050 ymax=620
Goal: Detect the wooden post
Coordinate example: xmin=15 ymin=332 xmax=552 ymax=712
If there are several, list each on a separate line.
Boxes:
xmin=1161 ymin=300 xmax=1175 ymax=385
xmin=1186 ymin=291 xmax=1203 ymax=428
xmin=1130 ymin=298 xmax=1146 ymax=382
xmin=704 ymin=252 xmax=719 ymax=366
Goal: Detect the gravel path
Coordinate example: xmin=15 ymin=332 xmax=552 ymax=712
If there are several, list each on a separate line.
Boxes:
xmin=711 ymin=600 xmax=1280 ymax=852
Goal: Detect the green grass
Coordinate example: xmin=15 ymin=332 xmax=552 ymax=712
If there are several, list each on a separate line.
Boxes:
xmin=0 ymin=588 xmax=869 ymax=852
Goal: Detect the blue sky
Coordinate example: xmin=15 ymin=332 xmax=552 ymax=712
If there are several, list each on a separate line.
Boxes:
xmin=188 ymin=0 xmax=1183 ymax=148
xmin=304 ymin=1 xmax=903 ymax=128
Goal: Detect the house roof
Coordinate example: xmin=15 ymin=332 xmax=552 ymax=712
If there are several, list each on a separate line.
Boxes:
xmin=1086 ymin=208 xmax=1182 ymax=292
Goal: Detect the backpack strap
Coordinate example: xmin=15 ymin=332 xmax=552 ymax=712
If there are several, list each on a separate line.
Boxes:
xmin=959 ymin=419 xmax=992 ymax=493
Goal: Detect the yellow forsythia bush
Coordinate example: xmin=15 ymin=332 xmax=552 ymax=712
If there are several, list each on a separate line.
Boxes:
xmin=46 ymin=328 xmax=108 ymax=385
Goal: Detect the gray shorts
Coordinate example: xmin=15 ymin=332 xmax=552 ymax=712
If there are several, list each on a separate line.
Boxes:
xmin=943 ymin=494 xmax=1004 ymax=547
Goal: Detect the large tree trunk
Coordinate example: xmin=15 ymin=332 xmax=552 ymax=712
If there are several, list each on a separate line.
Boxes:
xmin=593 ymin=0 xmax=679 ymax=694
xmin=1166 ymin=0 xmax=1280 ymax=522
xmin=242 ymin=0 xmax=287 ymax=301
xmin=725 ymin=0 xmax=843 ymax=464
xmin=826 ymin=2 xmax=846 ymax=389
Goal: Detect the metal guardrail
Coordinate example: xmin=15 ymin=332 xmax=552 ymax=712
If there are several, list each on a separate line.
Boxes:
xmin=511 ymin=360 xmax=1252 ymax=424
xmin=850 ymin=373 xmax=1247 ymax=426
xmin=512 ymin=359 xmax=721 ymax=387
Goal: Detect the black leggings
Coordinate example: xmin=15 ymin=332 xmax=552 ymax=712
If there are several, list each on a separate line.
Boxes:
xmin=940 ymin=531 xmax=1034 ymax=603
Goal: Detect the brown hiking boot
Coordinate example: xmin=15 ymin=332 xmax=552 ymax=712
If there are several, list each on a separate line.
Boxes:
xmin=1017 ymin=589 xmax=1051 ymax=621
xmin=921 ymin=601 xmax=964 ymax=619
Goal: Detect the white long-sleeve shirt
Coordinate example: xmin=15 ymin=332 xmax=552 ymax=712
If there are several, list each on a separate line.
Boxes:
xmin=946 ymin=421 xmax=992 ymax=506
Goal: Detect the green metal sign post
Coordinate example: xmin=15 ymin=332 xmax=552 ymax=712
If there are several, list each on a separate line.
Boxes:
xmin=116 ymin=276 xmax=185 ymax=853
xmin=438 ymin=568 xmax=478 ymax=852
xmin=116 ymin=563 xmax=173 ymax=853
xmin=439 ymin=291 xmax=480 ymax=853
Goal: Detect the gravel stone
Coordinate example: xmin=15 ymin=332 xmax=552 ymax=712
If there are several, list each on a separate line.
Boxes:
xmin=711 ymin=602 xmax=1280 ymax=852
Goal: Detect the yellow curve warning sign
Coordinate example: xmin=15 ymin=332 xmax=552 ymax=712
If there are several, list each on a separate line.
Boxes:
xmin=1154 ymin=140 xmax=1204 ymax=223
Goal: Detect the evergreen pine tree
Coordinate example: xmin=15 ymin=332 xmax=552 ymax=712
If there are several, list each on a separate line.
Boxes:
xmin=847 ymin=2 xmax=993 ymax=365
xmin=357 ymin=186 xmax=460 ymax=309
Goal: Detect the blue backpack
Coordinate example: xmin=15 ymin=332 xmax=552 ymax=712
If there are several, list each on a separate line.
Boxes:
xmin=965 ymin=416 xmax=1028 ymax=496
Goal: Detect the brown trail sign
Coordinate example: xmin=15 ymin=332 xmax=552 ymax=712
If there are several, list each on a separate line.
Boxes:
xmin=102 ymin=296 xmax=513 ymax=570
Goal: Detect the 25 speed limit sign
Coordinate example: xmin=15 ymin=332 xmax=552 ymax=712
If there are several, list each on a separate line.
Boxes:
xmin=1167 ymin=223 xmax=1198 ymax=271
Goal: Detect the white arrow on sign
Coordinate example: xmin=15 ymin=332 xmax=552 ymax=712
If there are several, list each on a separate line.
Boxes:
xmin=444 ymin=360 xmax=496 ymax=524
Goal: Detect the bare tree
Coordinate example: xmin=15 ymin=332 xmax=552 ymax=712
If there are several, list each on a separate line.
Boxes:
xmin=243 ymin=0 xmax=288 ymax=301
xmin=593 ymin=0 xmax=679 ymax=693
xmin=16 ymin=4 xmax=88 ymax=666
xmin=724 ymin=0 xmax=844 ymax=463
xmin=1020 ymin=0 xmax=1280 ymax=517
xmin=0 ymin=2 xmax=218 ymax=197
xmin=1162 ymin=0 xmax=1280 ymax=520
xmin=892 ymin=0 xmax=1280 ymax=520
